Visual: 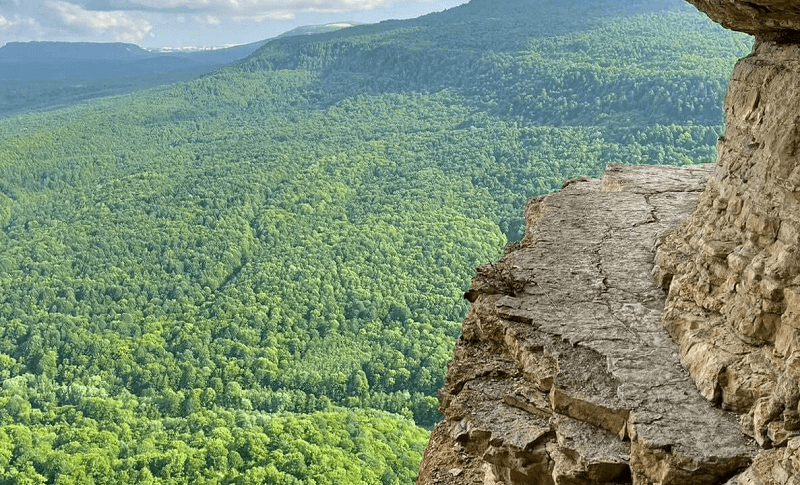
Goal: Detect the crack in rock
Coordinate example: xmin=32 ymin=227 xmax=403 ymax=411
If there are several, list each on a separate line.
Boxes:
xmin=419 ymin=164 xmax=757 ymax=485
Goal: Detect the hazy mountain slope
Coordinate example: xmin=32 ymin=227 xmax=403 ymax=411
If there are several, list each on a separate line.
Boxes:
xmin=0 ymin=40 xmax=269 ymax=117
xmin=277 ymin=22 xmax=362 ymax=38
xmin=0 ymin=0 xmax=751 ymax=483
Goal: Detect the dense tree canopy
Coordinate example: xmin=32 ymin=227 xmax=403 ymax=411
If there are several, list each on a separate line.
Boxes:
xmin=0 ymin=0 xmax=752 ymax=482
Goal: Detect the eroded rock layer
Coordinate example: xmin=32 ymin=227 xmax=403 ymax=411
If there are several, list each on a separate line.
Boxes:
xmin=654 ymin=40 xmax=800 ymax=483
xmin=418 ymin=164 xmax=758 ymax=485
xmin=683 ymin=0 xmax=800 ymax=40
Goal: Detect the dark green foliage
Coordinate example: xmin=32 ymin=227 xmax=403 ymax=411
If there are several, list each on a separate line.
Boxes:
xmin=0 ymin=0 xmax=752 ymax=482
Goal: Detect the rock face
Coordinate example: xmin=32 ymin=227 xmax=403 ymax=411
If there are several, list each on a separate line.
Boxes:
xmin=655 ymin=39 xmax=800 ymax=442
xmin=418 ymin=164 xmax=758 ymax=484
xmin=420 ymin=1 xmax=800 ymax=483
xmin=653 ymin=34 xmax=800 ymax=485
xmin=683 ymin=0 xmax=800 ymax=40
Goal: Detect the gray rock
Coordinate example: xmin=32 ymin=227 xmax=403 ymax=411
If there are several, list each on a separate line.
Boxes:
xmin=418 ymin=164 xmax=758 ymax=485
xmin=684 ymin=0 xmax=800 ymax=40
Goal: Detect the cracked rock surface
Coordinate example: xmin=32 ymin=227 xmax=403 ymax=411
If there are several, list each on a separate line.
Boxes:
xmin=655 ymin=40 xmax=800 ymax=484
xmin=418 ymin=164 xmax=758 ymax=485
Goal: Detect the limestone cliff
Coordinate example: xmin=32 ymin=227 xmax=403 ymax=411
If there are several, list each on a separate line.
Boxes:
xmin=654 ymin=11 xmax=800 ymax=485
xmin=418 ymin=165 xmax=757 ymax=485
xmin=419 ymin=1 xmax=800 ymax=484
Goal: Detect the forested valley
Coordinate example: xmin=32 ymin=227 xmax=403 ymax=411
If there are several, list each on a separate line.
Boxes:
xmin=0 ymin=0 xmax=752 ymax=483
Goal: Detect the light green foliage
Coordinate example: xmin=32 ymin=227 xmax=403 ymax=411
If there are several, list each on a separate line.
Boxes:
xmin=0 ymin=0 xmax=751 ymax=482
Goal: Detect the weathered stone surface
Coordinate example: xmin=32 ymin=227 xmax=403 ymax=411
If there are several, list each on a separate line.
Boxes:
xmin=723 ymin=443 xmax=800 ymax=485
xmin=684 ymin=0 xmax=800 ymax=40
xmin=418 ymin=164 xmax=758 ymax=484
xmin=551 ymin=415 xmax=631 ymax=483
xmin=655 ymin=41 xmax=800 ymax=459
xmin=646 ymin=20 xmax=800 ymax=484
xmin=422 ymin=7 xmax=800 ymax=483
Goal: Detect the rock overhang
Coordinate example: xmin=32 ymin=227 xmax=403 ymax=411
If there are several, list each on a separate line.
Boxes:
xmin=685 ymin=0 xmax=800 ymax=40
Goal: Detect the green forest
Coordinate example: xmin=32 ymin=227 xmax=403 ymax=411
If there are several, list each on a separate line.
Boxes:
xmin=0 ymin=0 xmax=752 ymax=483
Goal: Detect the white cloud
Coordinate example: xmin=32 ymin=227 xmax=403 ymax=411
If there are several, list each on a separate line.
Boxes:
xmin=167 ymin=0 xmax=416 ymax=24
xmin=0 ymin=12 xmax=38 ymax=36
xmin=0 ymin=0 xmax=446 ymax=45
xmin=196 ymin=14 xmax=220 ymax=24
xmin=47 ymin=0 xmax=152 ymax=42
xmin=117 ymin=0 xmax=420 ymax=17
xmin=232 ymin=11 xmax=295 ymax=22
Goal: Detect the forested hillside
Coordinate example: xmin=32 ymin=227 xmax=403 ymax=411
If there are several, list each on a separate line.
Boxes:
xmin=0 ymin=0 xmax=752 ymax=483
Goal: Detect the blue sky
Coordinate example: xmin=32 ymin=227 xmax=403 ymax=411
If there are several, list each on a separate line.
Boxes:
xmin=0 ymin=0 xmax=469 ymax=48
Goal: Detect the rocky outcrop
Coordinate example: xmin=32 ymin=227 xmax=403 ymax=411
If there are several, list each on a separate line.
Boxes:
xmin=420 ymin=2 xmax=800 ymax=483
xmin=653 ymin=15 xmax=800 ymax=485
xmin=418 ymin=164 xmax=759 ymax=484
xmin=683 ymin=0 xmax=800 ymax=41
xmin=655 ymin=39 xmax=800 ymax=445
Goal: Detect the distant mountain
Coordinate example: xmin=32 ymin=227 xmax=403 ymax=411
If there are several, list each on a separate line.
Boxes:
xmin=0 ymin=41 xmax=155 ymax=62
xmin=0 ymin=39 xmax=271 ymax=116
xmin=0 ymin=40 xmax=269 ymax=81
xmin=277 ymin=21 xmax=362 ymax=38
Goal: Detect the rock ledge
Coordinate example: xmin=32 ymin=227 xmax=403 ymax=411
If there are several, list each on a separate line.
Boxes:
xmin=418 ymin=164 xmax=758 ymax=485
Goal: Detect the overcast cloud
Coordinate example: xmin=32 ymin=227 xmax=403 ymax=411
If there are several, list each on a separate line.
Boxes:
xmin=0 ymin=0 xmax=460 ymax=47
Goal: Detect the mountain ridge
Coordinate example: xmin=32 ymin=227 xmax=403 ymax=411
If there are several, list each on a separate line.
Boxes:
xmin=0 ymin=39 xmax=269 ymax=81
xmin=0 ymin=38 xmax=269 ymax=117
xmin=0 ymin=41 xmax=155 ymax=61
